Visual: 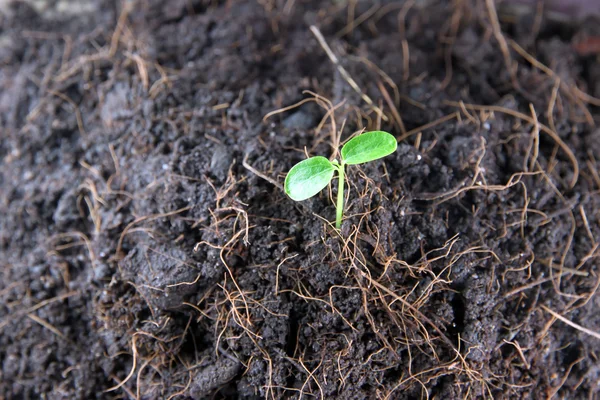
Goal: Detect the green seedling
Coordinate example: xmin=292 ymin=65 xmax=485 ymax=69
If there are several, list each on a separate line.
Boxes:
xmin=285 ymin=130 xmax=397 ymax=229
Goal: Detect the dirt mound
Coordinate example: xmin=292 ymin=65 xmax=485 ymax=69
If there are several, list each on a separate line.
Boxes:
xmin=1 ymin=0 xmax=599 ymax=398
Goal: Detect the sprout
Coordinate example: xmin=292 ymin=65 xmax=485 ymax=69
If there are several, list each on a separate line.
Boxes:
xmin=285 ymin=131 xmax=397 ymax=228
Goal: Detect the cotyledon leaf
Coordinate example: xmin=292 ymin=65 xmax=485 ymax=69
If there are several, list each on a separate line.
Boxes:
xmin=284 ymin=156 xmax=335 ymax=201
xmin=341 ymin=131 xmax=397 ymax=165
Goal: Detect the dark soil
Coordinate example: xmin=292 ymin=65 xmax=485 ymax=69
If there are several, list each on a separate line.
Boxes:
xmin=2 ymin=0 xmax=600 ymax=399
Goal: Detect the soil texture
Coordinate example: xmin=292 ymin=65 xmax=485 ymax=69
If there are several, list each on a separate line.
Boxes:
xmin=1 ymin=0 xmax=600 ymax=399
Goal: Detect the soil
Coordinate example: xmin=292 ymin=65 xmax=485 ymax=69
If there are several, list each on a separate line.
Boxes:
xmin=1 ymin=0 xmax=600 ymax=399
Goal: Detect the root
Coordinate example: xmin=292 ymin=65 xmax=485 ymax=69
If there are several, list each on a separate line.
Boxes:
xmin=105 ymin=336 xmax=138 ymax=393
xmin=310 ymin=25 xmax=388 ymax=122
xmin=509 ymin=39 xmax=599 ymax=123
xmin=397 ymin=112 xmax=460 ymax=143
xmin=355 ymin=268 xmax=457 ymax=353
xmin=485 ymin=0 xmax=519 ymax=91
xmin=26 ymin=314 xmax=70 ymax=343
xmin=116 ymin=206 xmax=192 ymax=257
xmin=445 ymin=101 xmax=579 ymax=188
xmin=540 ymin=306 xmax=600 ymax=341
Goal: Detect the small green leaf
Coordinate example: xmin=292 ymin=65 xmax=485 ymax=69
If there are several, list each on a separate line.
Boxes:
xmin=341 ymin=131 xmax=397 ymax=165
xmin=285 ymin=156 xmax=335 ymax=201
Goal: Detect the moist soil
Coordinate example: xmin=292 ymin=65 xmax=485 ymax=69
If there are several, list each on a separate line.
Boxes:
xmin=1 ymin=1 xmax=600 ymax=399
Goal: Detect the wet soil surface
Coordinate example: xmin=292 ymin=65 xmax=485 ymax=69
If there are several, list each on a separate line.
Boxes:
xmin=1 ymin=0 xmax=600 ymax=398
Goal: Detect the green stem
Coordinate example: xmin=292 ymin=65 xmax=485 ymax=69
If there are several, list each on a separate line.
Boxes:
xmin=336 ymin=162 xmax=345 ymax=229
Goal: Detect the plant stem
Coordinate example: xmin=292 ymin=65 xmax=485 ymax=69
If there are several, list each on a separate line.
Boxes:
xmin=336 ymin=162 xmax=345 ymax=228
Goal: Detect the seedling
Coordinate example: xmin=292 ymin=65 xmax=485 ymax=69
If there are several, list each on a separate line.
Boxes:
xmin=285 ymin=130 xmax=397 ymax=229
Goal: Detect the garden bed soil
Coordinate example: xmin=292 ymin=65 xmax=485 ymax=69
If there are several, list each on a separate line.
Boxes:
xmin=1 ymin=0 xmax=600 ymax=398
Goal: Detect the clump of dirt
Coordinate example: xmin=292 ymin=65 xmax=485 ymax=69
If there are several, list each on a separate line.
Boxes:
xmin=1 ymin=0 xmax=600 ymax=398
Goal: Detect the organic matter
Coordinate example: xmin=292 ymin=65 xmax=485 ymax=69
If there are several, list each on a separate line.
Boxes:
xmin=1 ymin=1 xmax=600 ymax=399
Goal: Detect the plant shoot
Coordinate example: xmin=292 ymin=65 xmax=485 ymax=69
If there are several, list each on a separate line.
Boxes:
xmin=285 ymin=131 xmax=397 ymax=228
